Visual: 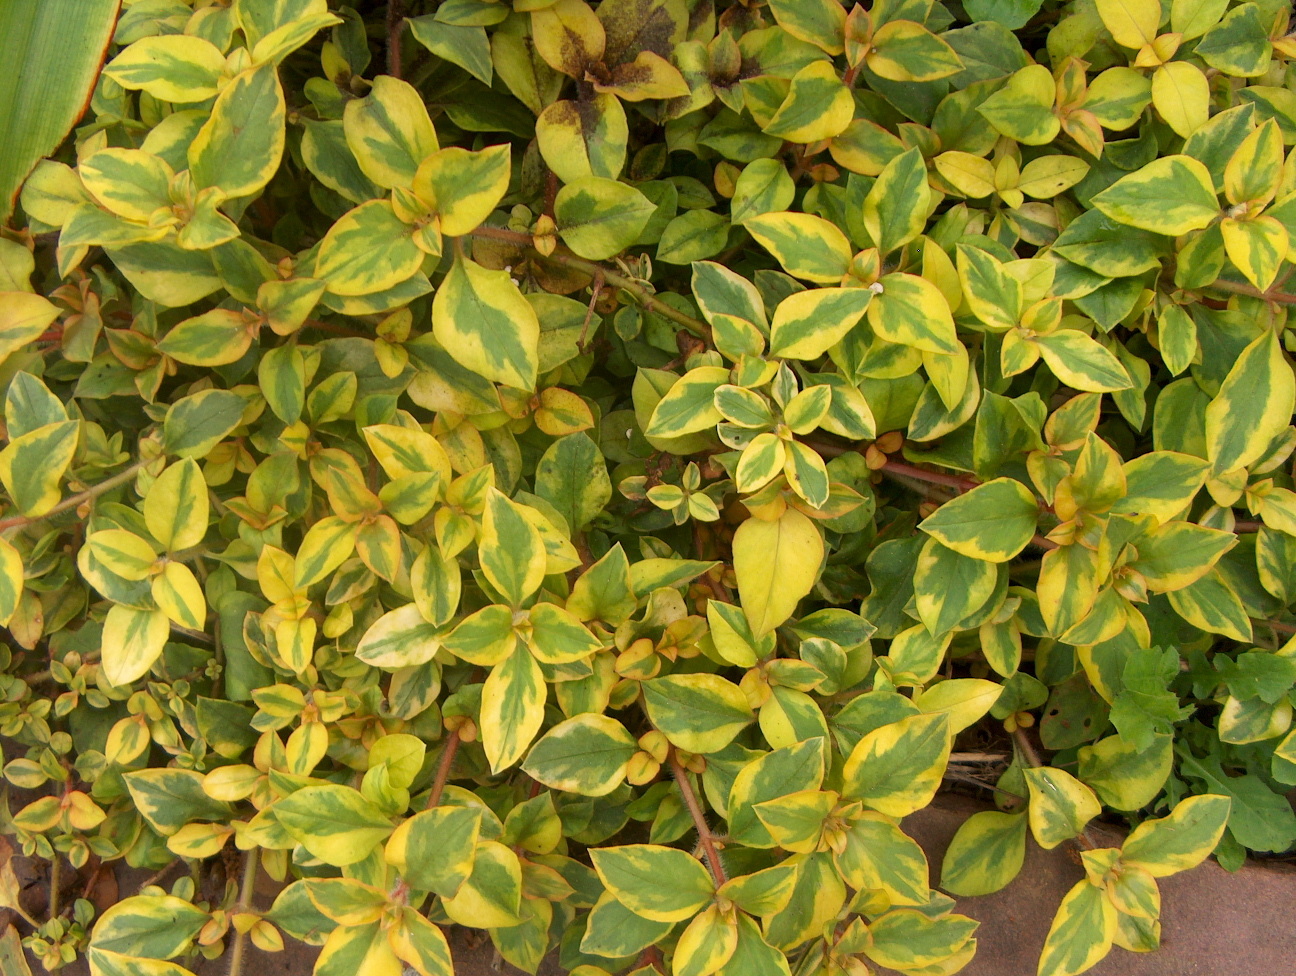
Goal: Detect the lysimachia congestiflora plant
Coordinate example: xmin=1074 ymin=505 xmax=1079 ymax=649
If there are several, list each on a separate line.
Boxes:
xmin=2 ymin=0 xmax=1295 ymax=974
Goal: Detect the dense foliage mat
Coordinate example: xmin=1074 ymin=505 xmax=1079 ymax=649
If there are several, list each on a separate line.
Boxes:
xmin=2 ymin=0 xmax=1296 ymax=974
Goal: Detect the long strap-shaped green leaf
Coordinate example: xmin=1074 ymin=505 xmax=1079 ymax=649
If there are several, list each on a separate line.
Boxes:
xmin=0 ymin=0 xmax=120 ymax=223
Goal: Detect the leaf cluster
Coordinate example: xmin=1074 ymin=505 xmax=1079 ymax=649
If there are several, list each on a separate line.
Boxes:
xmin=2 ymin=2 xmax=1296 ymax=976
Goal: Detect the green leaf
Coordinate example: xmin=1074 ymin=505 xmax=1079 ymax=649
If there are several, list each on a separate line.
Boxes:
xmin=939 ymin=810 xmax=1027 ymax=896
xmin=408 ymin=16 xmax=493 ymax=85
xmin=554 ymin=177 xmax=657 ymax=260
xmin=0 ymin=419 xmax=78 ymax=517
xmin=122 ymin=768 xmax=232 ymax=838
xmin=163 ymin=389 xmax=247 ymax=459
xmin=641 ymin=673 xmax=754 ymax=754
xmin=189 ymin=63 xmax=286 ymax=199
xmin=481 ymin=642 xmax=547 ymax=773
xmin=1091 ymin=155 xmax=1220 ymax=236
xmin=0 ymin=0 xmax=119 ymax=223
xmin=432 ymin=256 xmax=540 ymax=390
xmin=1037 ymin=880 xmax=1117 ymax=976
xmin=1024 ymin=766 xmax=1102 ymax=849
xmin=384 ymin=806 xmax=480 ymax=897
xmin=90 ymin=895 xmax=208 ymax=958
xmin=919 ymin=477 xmax=1039 ymax=562
xmin=523 ymin=713 xmax=638 ymax=796
xmin=589 ymin=844 xmax=715 ymax=922
xmin=535 ymin=432 xmax=612 ymax=531
xmin=841 ymin=712 xmax=952 ymax=817
xmin=1204 ymin=329 xmax=1296 ymax=476
xmin=1109 ymin=647 xmax=1193 ymax=750
xmin=274 ymin=784 xmax=394 ymax=866
xmin=733 ymin=507 xmax=824 ymax=637
xmin=768 ymin=287 xmax=871 ymax=360
xmin=1177 ymin=749 xmax=1296 ymax=852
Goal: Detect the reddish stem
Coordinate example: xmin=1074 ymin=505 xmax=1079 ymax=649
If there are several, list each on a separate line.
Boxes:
xmin=425 ymin=731 xmax=460 ymax=809
xmin=669 ymin=749 xmax=727 ymax=885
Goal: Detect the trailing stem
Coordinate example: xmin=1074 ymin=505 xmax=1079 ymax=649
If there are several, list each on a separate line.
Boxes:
xmin=386 ymin=1 xmax=405 ymax=78
xmin=226 ymin=848 xmax=259 ymax=976
xmin=669 ymin=749 xmax=727 ymax=885
xmin=426 ymin=731 xmax=461 ymax=809
xmin=0 ymin=459 xmax=150 ymax=532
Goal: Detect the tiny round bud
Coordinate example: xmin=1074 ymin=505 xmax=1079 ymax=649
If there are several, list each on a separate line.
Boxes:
xmin=876 ymin=431 xmax=904 ymax=454
xmin=625 ymin=751 xmax=661 ymax=785
xmin=638 ymin=730 xmax=670 ymax=763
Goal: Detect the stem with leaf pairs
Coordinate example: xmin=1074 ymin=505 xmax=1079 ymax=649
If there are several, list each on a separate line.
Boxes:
xmin=0 ymin=459 xmax=150 ymax=532
xmin=1207 ymin=278 xmax=1296 ymax=305
xmin=468 ymin=226 xmax=713 ymax=342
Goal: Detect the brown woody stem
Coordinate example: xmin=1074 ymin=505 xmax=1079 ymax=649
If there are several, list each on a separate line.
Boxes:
xmin=387 ymin=1 xmax=405 ymax=79
xmin=669 ymin=749 xmax=727 ymax=885
xmin=0 ymin=459 xmax=149 ymax=532
xmin=1206 ymin=278 xmax=1296 ymax=305
xmin=426 ymin=731 xmax=461 ymax=809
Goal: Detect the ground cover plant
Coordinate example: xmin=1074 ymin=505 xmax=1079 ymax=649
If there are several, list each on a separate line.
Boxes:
xmin=1 ymin=0 xmax=1296 ymax=974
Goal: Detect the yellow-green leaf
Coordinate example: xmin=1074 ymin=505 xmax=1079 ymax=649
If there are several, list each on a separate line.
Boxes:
xmin=432 ymin=257 xmax=540 ymax=390
xmin=733 ymin=507 xmax=824 ymax=637
xmin=413 ymin=144 xmax=511 ymax=236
